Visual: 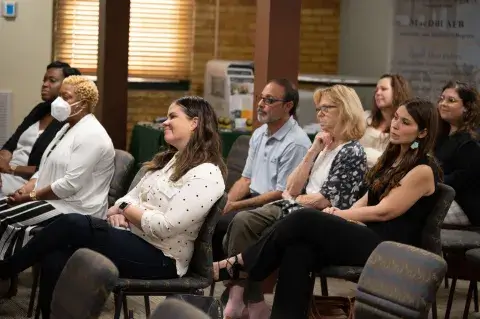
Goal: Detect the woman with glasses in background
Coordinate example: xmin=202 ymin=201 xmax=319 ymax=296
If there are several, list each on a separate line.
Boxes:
xmin=436 ymin=81 xmax=480 ymax=226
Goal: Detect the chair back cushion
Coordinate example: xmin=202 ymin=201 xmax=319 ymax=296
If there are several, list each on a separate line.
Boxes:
xmin=421 ymin=183 xmax=455 ymax=255
xmin=50 ymin=248 xmax=119 ymax=319
xmin=108 ymin=149 xmax=135 ymax=206
xmin=225 ymin=135 xmax=251 ymax=191
xmin=355 ymin=241 xmax=447 ymax=319
xmin=188 ymin=193 xmax=227 ymax=280
xmin=151 ymin=298 xmax=211 ymax=319
xmin=128 ymin=166 xmax=148 ymax=192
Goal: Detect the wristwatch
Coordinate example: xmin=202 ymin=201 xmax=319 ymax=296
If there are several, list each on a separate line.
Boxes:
xmin=118 ymin=202 xmax=131 ymax=213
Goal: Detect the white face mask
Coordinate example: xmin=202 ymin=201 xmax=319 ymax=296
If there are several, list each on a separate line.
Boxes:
xmin=51 ymin=97 xmax=83 ymax=122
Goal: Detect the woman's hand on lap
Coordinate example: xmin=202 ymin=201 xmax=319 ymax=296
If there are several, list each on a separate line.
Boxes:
xmin=323 ymin=206 xmax=340 ymax=214
xmin=107 ymin=205 xmax=121 ymax=217
xmin=107 ymin=214 xmax=129 ymax=228
xmin=282 ymin=190 xmax=293 ymax=200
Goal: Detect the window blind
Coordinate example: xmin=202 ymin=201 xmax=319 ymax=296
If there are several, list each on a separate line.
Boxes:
xmin=53 ymin=0 xmax=194 ymax=80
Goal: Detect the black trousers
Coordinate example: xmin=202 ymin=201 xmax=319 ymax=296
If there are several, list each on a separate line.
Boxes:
xmin=0 ymin=214 xmax=178 ymax=318
xmin=241 ymin=209 xmax=383 ymax=319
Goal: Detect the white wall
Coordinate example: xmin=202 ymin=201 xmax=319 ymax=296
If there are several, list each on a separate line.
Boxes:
xmin=0 ymin=0 xmax=53 ymax=129
xmin=338 ymin=0 xmax=395 ymax=78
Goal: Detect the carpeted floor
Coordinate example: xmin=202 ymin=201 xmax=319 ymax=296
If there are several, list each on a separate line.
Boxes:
xmin=0 ymin=268 xmax=478 ymax=318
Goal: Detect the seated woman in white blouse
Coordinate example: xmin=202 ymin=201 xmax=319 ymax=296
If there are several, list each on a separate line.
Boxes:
xmin=0 ymin=96 xmax=227 ymax=318
xmin=0 ymin=75 xmax=115 ymax=261
xmin=360 ymin=74 xmax=412 ymax=168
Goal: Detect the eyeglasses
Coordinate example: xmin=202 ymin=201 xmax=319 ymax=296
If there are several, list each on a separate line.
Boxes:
xmin=438 ymin=95 xmax=461 ymax=104
xmin=316 ymin=105 xmax=337 ymax=113
xmin=258 ymin=96 xmax=286 ymax=106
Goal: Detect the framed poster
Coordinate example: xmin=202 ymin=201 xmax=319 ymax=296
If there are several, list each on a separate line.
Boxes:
xmin=391 ymin=0 xmax=480 ymax=99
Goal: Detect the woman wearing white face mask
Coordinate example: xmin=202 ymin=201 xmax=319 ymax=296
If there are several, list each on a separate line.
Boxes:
xmin=0 ymin=75 xmax=115 ymax=261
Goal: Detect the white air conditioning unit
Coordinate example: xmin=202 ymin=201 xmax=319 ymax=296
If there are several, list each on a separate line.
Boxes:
xmin=0 ymin=91 xmax=13 ymax=148
xmin=204 ymin=60 xmax=254 ymax=121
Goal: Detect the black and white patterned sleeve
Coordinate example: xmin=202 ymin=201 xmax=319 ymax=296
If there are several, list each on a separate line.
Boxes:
xmin=320 ymin=141 xmax=367 ymax=209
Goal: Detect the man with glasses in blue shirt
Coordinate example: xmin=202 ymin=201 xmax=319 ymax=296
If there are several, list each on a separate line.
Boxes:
xmin=212 ymin=78 xmax=311 ymax=316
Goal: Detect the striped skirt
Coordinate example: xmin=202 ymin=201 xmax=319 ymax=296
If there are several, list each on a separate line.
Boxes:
xmin=0 ymin=197 xmax=62 ymax=260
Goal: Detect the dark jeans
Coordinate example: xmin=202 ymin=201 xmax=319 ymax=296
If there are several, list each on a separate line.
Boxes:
xmin=241 ymin=209 xmax=383 ymax=319
xmin=0 ymin=214 xmax=178 ymax=318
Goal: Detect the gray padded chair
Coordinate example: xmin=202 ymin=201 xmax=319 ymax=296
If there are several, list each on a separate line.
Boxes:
xmin=150 ymin=299 xmax=210 ymax=319
xmin=108 ymin=149 xmax=135 ymax=206
xmin=224 ymin=135 xmax=251 ymax=192
xmin=50 ymin=248 xmax=119 ymax=319
xmin=318 ymin=183 xmax=455 ymax=319
xmin=354 ymin=241 xmax=447 ymax=319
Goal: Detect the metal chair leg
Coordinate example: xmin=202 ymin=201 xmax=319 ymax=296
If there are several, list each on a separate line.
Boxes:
xmin=463 ymin=281 xmax=475 ymax=319
xmin=474 ymin=281 xmax=479 ymax=312
xmin=144 ymin=295 xmax=151 ymax=317
xmin=431 ymin=298 xmax=437 ymax=319
xmin=209 ymin=282 xmax=216 ymax=297
xmin=320 ymin=276 xmax=328 ymax=296
xmin=113 ymin=292 xmax=123 ymax=319
xmin=122 ymin=295 xmax=129 ymax=319
xmin=27 ymin=265 xmax=41 ymax=318
xmin=444 ymin=277 xmax=457 ymax=319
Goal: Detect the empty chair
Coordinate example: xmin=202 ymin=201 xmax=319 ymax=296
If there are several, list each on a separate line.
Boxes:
xmin=224 ymin=134 xmax=250 ymax=192
xmin=354 ymin=241 xmax=447 ymax=319
xmin=50 ymin=248 xmax=119 ymax=319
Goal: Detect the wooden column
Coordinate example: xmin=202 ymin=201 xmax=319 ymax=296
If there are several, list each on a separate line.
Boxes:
xmin=95 ymin=0 xmax=130 ymax=149
xmin=253 ymin=0 xmax=302 ymax=129
xmin=254 ymin=0 xmax=302 ymax=294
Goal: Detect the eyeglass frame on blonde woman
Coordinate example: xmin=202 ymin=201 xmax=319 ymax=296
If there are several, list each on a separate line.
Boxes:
xmin=316 ymin=104 xmax=337 ymax=114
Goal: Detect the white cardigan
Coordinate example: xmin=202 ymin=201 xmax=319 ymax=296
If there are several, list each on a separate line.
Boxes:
xmin=34 ymin=114 xmax=115 ymax=218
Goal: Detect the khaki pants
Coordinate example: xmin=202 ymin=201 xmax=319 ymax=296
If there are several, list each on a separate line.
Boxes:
xmin=223 ymin=204 xmax=282 ymax=302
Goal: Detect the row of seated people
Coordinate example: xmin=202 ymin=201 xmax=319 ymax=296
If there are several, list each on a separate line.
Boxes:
xmin=0 ymin=62 xmax=227 ymax=318
xmin=0 ymin=62 xmax=478 ymax=318
xmin=211 ymin=76 xmax=480 ymax=319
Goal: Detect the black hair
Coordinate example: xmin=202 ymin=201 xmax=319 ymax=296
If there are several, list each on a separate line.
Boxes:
xmin=267 ymin=78 xmax=299 ymax=116
xmin=46 ymin=61 xmax=82 ymax=78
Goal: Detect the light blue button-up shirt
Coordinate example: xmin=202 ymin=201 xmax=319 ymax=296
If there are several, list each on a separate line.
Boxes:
xmin=242 ymin=116 xmax=311 ymax=194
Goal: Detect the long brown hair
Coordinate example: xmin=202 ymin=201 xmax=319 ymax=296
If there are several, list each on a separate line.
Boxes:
xmin=370 ymin=74 xmax=412 ymax=132
xmin=438 ymin=81 xmax=480 ymax=140
xmin=366 ymin=98 xmax=442 ymax=199
xmin=144 ymin=96 xmax=227 ymax=182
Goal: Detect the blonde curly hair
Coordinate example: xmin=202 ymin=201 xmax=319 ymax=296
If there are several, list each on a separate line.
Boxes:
xmin=62 ymin=75 xmax=99 ymax=112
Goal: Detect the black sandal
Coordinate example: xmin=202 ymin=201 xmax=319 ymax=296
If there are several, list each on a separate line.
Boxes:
xmin=215 ymin=255 xmax=244 ymax=281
